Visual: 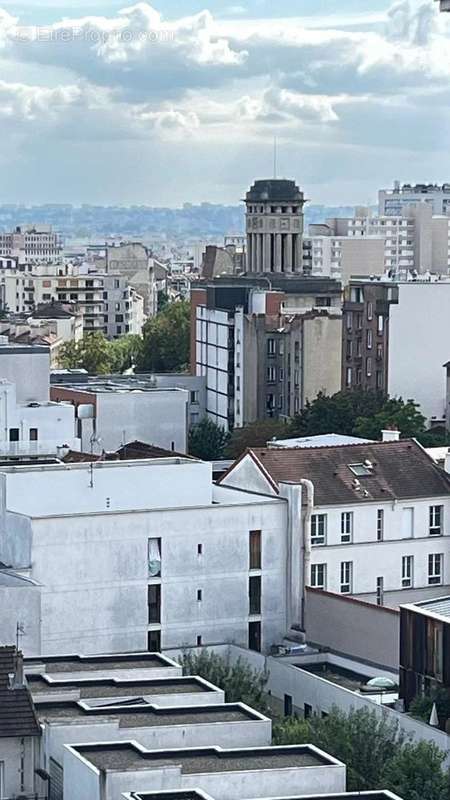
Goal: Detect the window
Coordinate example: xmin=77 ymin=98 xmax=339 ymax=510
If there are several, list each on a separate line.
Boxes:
xmin=340 ymin=561 xmax=353 ymax=594
xmin=115 ymin=314 xmax=124 ymax=323
xmin=346 ymin=312 xmax=353 ymax=331
xmin=311 ymin=514 xmax=327 ymax=546
xmin=349 ymin=463 xmax=371 ymax=477
xmin=366 ymin=357 xmax=372 ymax=377
xmin=311 ymin=563 xmax=327 ymax=590
xmin=341 ymin=512 xmax=353 ymax=543
xmin=376 ymin=576 xmax=384 ymax=606
xmin=429 ymin=505 xmax=443 ymax=537
xmin=428 ymin=554 xmax=443 ymax=586
xmin=402 ymin=555 xmax=413 ymax=588
xmin=9 ymin=428 xmax=19 ymax=442
xmin=267 ymin=338 xmax=275 ymax=355
xmin=197 ymin=543 xmax=203 ymax=555
xmin=196 ymin=635 xmax=202 ymax=647
xmin=147 ymin=629 xmax=161 ymax=651
xmin=249 ymin=575 xmax=262 ymax=615
xmin=367 ymin=301 xmax=374 ymax=321
xmin=197 ymin=589 xmax=202 ymax=602
xmin=148 ymin=584 xmax=161 ymax=624
xmin=346 ymin=367 xmax=352 ymax=387
xmin=377 ymin=315 xmax=384 ymax=334
xmin=377 ymin=509 xmax=384 ymax=541
xmin=376 ymin=343 xmax=383 ymax=360
xmin=367 ymin=329 xmax=373 ymax=349
xmin=190 ymin=390 xmax=199 ymax=404
xmin=284 ymin=694 xmax=293 ymax=717
xmin=148 ymin=538 xmax=161 ymax=577
xmin=248 ymin=620 xmax=261 ymax=652
xmin=304 ymin=703 xmax=313 ymax=719
xmin=267 ymin=366 xmax=276 ymax=383
xmin=29 ymin=428 xmax=38 ymax=441
xmin=249 ymin=530 xmax=261 ymax=569
xmin=346 ymin=340 xmax=353 ymax=359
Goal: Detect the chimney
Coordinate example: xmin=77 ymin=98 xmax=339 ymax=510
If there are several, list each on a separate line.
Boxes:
xmin=444 ymin=449 xmax=450 ymax=475
xmin=382 ymin=427 xmax=400 ymax=443
xmin=14 ymin=650 xmax=24 ymax=688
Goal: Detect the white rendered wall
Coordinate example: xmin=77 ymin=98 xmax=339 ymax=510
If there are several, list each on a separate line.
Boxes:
xmin=388 ymin=283 xmax=450 ymax=420
xmin=2 ymin=486 xmax=287 ymax=654
xmin=309 ymin=497 xmax=450 ymax=596
xmin=0 ymin=348 xmax=50 ymax=402
xmin=90 ymin=390 xmax=188 ymax=454
xmin=42 ymin=711 xmax=271 ymax=765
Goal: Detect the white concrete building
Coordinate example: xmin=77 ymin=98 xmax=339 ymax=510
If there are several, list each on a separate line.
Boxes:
xmin=50 ymin=381 xmax=189 ymax=454
xmin=0 ymin=458 xmax=288 ymax=655
xmin=0 ymin=343 xmax=78 ymax=456
xmin=36 ymin=700 xmax=271 ymax=768
xmin=0 ymin=258 xmax=27 ymax=313
xmin=220 ymin=439 xmax=450 ymax=612
xmin=307 ymin=204 xmax=450 ymax=279
xmin=124 ymin=790 xmax=402 ymax=800
xmin=379 ymin=182 xmax=450 ymax=216
xmin=63 ymin=742 xmax=346 ymax=800
xmin=0 ymin=225 xmax=63 ymax=264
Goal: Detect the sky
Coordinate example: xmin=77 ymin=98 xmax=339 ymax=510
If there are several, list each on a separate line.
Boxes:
xmin=0 ymin=0 xmax=449 ymax=206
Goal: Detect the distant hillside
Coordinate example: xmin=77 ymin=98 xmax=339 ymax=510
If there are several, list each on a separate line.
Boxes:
xmin=0 ymin=203 xmax=360 ymax=240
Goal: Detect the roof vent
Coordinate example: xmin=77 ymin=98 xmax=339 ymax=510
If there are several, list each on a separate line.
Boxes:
xmin=7 ymin=672 xmax=14 ymax=690
xmin=352 ymin=478 xmax=361 ymax=490
xmin=363 ymin=459 xmax=373 ymax=470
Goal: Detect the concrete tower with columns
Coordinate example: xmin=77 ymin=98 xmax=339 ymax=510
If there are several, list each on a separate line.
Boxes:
xmin=245 ymin=179 xmax=305 ymax=273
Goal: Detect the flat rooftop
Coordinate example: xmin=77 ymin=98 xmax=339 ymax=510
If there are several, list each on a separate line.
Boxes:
xmin=2 ymin=460 xmax=279 ymax=516
xmin=24 ymin=652 xmax=176 ymax=674
xmin=72 ymin=743 xmax=332 ymax=773
xmin=28 ymin=675 xmax=213 ymax=698
xmin=409 ymin=595 xmax=450 ymax=620
xmin=35 ymin=701 xmax=258 ymax=727
xmin=130 ymin=794 xmax=400 ymax=800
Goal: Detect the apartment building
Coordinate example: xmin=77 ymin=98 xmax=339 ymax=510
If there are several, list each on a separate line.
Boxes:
xmin=342 ymin=276 xmax=450 ymax=421
xmin=105 ymin=242 xmax=157 ymax=317
xmin=399 ymin=596 xmax=450 ymax=714
xmin=192 ymin=276 xmax=342 ymax=431
xmin=0 ymin=257 xmax=27 ymax=313
xmin=0 ymin=224 xmax=62 ymax=263
xmin=220 ymin=439 xmax=450 ymax=611
xmin=31 ymin=271 xmax=144 ymax=337
xmin=379 ymin=182 xmax=450 ymax=215
xmin=302 ymin=232 xmax=386 ymax=283
xmin=0 ymin=458 xmax=289 ymax=654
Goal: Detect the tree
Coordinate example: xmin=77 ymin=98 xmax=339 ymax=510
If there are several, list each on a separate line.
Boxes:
xmin=354 ymin=398 xmax=426 ymax=440
xmin=136 ymin=300 xmax=190 ymax=373
xmin=274 ymin=707 xmax=408 ymax=792
xmin=58 ymin=332 xmax=142 ymax=374
xmin=382 ymin=740 xmax=448 ymax=800
xmin=178 ymin=649 xmax=269 ymax=714
xmin=225 ymin=419 xmax=292 ymax=459
xmin=188 ymin=418 xmax=229 ymax=461
xmin=59 ymin=332 xmax=114 ymax=374
xmin=290 ymin=390 xmax=387 ymax=438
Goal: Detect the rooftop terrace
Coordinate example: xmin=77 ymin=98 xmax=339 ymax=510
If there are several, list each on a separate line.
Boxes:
xmin=72 ymin=743 xmax=333 ymax=774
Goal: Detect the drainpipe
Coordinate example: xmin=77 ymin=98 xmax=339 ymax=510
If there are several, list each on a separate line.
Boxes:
xmin=300 ymin=478 xmax=314 ymax=630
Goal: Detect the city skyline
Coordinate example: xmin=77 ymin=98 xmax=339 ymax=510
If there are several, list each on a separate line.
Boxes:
xmin=1 ymin=0 xmax=449 ymax=206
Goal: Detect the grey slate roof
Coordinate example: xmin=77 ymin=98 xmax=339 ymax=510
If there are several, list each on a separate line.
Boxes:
xmin=243 ymin=440 xmax=450 ymax=505
xmin=0 ymin=647 xmax=40 ymax=738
